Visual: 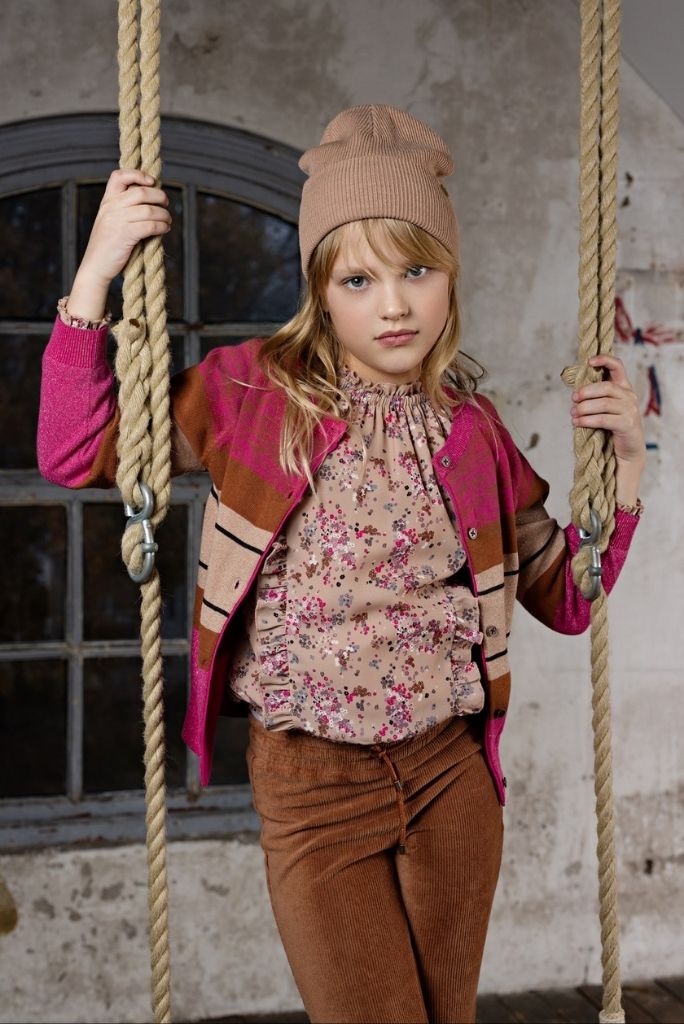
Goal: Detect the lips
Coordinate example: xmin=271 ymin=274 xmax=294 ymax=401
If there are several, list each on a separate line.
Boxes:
xmin=376 ymin=330 xmax=417 ymax=346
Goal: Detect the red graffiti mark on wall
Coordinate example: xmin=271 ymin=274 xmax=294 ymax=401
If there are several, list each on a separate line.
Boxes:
xmin=644 ymin=365 xmax=662 ymax=418
xmin=615 ymin=295 xmax=678 ymax=346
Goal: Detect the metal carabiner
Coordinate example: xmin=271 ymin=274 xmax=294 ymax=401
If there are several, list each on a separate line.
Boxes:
xmin=124 ymin=481 xmax=158 ymax=584
xmin=577 ymin=503 xmax=603 ymax=601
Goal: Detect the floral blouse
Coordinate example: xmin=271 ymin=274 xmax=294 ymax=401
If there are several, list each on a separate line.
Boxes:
xmin=228 ymin=364 xmax=485 ymax=744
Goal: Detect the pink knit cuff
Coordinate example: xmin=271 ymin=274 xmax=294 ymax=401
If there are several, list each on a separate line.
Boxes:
xmin=45 ymin=315 xmax=110 ymax=368
xmin=610 ymin=504 xmax=642 ymax=549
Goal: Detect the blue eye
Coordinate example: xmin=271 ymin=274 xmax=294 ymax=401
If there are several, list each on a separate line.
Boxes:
xmin=344 ymin=275 xmax=367 ymax=290
xmin=342 ymin=266 xmax=428 ymax=290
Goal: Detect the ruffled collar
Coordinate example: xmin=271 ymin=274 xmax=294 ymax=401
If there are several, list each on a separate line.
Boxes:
xmin=338 ymin=363 xmax=425 ymax=402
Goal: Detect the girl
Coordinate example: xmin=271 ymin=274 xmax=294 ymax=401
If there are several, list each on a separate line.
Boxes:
xmin=38 ymin=104 xmax=646 ymax=1024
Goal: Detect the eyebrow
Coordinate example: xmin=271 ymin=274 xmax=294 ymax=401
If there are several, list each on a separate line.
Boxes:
xmin=336 ymin=262 xmax=412 ymax=277
xmin=337 ymin=266 xmax=371 ymax=276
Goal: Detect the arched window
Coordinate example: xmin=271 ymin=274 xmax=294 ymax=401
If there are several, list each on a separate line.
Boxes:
xmin=0 ymin=113 xmax=303 ymax=846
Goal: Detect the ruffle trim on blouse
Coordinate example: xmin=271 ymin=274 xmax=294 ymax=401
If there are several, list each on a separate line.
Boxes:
xmin=445 ymin=593 xmax=485 ymax=715
xmin=448 ymin=594 xmax=484 ymax=651
xmin=252 ymin=531 xmax=297 ymax=730
xmin=449 ymin=660 xmax=486 ymax=715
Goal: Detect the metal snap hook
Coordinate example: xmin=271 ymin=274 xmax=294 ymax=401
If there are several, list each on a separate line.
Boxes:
xmin=124 ymin=481 xmax=158 ymax=584
xmin=578 ymin=503 xmax=603 ymax=601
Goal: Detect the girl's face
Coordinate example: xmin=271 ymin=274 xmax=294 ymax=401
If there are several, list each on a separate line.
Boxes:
xmin=322 ymin=221 xmax=450 ymax=385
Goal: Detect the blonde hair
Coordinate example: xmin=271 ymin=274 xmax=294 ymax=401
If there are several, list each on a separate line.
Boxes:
xmin=254 ymin=217 xmax=490 ymax=494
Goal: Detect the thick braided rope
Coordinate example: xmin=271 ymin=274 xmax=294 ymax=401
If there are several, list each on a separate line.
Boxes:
xmin=112 ymin=1 xmax=172 ymax=1021
xmin=561 ymin=2 xmax=624 ymax=1021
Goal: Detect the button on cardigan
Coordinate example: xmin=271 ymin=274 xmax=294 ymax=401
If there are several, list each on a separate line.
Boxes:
xmin=38 ymin=316 xmax=643 ymax=804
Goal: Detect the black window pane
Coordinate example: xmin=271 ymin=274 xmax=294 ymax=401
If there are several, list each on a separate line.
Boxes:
xmin=83 ymin=655 xmax=187 ymax=793
xmin=83 ymin=503 xmax=187 ymax=641
xmin=198 ymin=194 xmax=300 ymax=322
xmin=209 ymin=717 xmax=249 ymax=786
xmin=0 ymin=506 xmax=66 ymax=642
xmin=0 ymin=333 xmax=50 ymax=468
xmin=0 ymin=189 xmax=61 ymax=319
xmin=169 ymin=334 xmax=188 ymax=373
xmin=163 ymin=187 xmax=184 ymax=321
xmin=78 ymin=184 xmax=184 ymax=324
xmin=0 ymin=661 xmax=67 ymax=797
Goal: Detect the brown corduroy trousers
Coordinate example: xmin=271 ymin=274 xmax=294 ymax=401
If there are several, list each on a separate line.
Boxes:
xmin=246 ymin=711 xmax=504 ymax=1024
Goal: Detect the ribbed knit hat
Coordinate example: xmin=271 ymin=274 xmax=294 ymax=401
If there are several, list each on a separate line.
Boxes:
xmin=297 ymin=104 xmax=459 ymax=279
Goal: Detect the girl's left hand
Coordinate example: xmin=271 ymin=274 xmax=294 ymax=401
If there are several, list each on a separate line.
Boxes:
xmin=570 ymin=354 xmax=646 ymax=466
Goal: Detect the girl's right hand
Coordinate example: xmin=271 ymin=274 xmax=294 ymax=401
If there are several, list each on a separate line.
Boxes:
xmin=78 ymin=168 xmax=172 ymax=287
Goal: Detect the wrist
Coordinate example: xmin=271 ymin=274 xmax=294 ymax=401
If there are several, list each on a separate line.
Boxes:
xmin=615 ymin=457 xmax=645 ymax=507
xmin=67 ymin=266 xmax=112 ymax=323
xmin=74 ymin=260 xmax=112 ymax=291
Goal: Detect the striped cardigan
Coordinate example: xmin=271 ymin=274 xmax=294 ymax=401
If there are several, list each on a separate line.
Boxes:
xmin=38 ymin=318 xmax=641 ymax=804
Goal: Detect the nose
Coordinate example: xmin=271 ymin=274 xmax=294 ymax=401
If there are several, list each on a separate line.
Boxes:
xmin=379 ymin=280 xmax=409 ymax=320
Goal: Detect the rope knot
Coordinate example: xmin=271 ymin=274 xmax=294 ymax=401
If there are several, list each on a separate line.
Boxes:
xmin=560 ymin=364 xmax=579 ymax=389
xmin=560 ymin=362 xmax=605 ymax=391
xmin=111 ymin=313 xmax=148 ymax=350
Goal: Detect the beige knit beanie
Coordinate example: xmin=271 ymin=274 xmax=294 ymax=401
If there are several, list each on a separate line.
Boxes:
xmin=298 ymin=104 xmax=459 ymax=279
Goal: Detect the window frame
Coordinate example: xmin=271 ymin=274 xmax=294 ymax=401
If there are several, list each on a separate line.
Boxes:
xmin=0 ymin=113 xmax=304 ymax=849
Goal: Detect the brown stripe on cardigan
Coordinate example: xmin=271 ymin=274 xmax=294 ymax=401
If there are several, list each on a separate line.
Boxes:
xmin=77 ymin=406 xmax=121 ymax=488
xmin=485 ymin=669 xmax=511 ymax=715
xmin=221 ymin=455 xmax=299 ymax=531
xmin=467 ymin=518 xmax=509 ymax=577
xmin=171 ymin=364 xmax=225 ymax=480
xmin=193 ymin=582 xmax=205 ymax=630
xmin=517 ymin=521 xmax=575 ymax=629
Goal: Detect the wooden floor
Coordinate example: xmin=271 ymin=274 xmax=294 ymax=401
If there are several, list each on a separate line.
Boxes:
xmin=206 ymin=976 xmax=684 ymax=1023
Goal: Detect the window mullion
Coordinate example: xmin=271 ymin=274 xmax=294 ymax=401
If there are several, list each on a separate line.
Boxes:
xmin=62 ymin=180 xmax=78 ymax=294
xmin=185 ymin=184 xmax=201 ymax=368
xmin=185 ymin=183 xmax=199 ymax=329
xmin=65 ymin=498 xmax=84 ymax=802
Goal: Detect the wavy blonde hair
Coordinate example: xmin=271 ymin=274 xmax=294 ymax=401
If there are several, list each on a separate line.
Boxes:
xmin=254 ymin=217 xmax=489 ymax=494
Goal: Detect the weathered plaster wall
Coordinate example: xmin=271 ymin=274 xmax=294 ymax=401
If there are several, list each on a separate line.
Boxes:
xmin=1 ymin=1 xmax=681 ymax=1020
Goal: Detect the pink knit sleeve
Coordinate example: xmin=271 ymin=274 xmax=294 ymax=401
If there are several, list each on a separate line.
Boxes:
xmin=551 ymin=507 xmax=641 ymax=632
xmin=37 ymin=314 xmax=117 ymax=487
xmin=513 ymin=459 xmax=642 ymax=635
xmin=477 ymin=394 xmax=643 ymax=635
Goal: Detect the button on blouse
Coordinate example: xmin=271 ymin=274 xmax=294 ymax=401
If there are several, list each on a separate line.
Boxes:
xmin=228 ymin=364 xmax=485 ymax=743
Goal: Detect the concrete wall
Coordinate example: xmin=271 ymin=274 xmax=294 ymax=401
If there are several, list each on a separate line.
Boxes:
xmin=1 ymin=1 xmax=682 ymax=1020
